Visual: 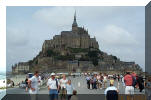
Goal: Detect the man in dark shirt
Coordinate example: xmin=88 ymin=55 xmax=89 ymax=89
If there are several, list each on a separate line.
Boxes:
xmin=137 ymin=74 xmax=144 ymax=92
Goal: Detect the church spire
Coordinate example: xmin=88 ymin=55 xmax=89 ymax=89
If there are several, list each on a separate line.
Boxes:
xmin=74 ymin=11 xmax=76 ymax=22
xmin=72 ymin=11 xmax=78 ymax=27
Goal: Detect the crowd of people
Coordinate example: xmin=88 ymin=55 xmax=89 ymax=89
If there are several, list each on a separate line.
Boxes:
xmin=85 ymin=71 xmax=145 ymax=93
xmin=85 ymin=71 xmax=151 ymax=100
xmin=27 ymin=71 xmax=78 ymax=100
xmin=23 ymin=71 xmax=151 ymax=100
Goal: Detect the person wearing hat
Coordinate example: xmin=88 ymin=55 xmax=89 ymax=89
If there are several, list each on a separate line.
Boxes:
xmin=47 ymin=72 xmax=60 ymax=100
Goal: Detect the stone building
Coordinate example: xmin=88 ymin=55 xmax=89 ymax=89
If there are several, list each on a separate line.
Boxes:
xmin=12 ymin=12 xmax=142 ymax=74
xmin=42 ymin=12 xmax=99 ymax=54
xmin=12 ymin=62 xmax=29 ymax=74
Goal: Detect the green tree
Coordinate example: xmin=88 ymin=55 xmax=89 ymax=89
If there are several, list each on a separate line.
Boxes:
xmin=47 ymin=49 xmax=56 ymax=57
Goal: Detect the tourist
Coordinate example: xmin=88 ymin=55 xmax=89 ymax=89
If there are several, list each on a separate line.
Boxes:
xmin=113 ymin=74 xmax=116 ymax=81
xmin=86 ymin=75 xmax=91 ymax=89
xmin=104 ymin=81 xmax=118 ymax=100
xmin=96 ymin=74 xmax=101 ymax=89
xmin=124 ymin=71 xmax=134 ymax=95
xmin=25 ymin=76 xmax=28 ymax=92
xmin=47 ymin=72 xmax=59 ymax=100
xmin=65 ymin=80 xmax=75 ymax=100
xmin=97 ymin=74 xmax=103 ymax=89
xmin=117 ymin=74 xmax=120 ymax=82
xmin=90 ymin=76 xmax=94 ymax=89
xmin=38 ymin=75 xmax=42 ymax=90
xmin=122 ymin=76 xmax=125 ymax=87
xmin=146 ymin=78 xmax=151 ymax=100
xmin=137 ymin=74 xmax=144 ymax=92
xmin=60 ymin=74 xmax=68 ymax=100
xmin=103 ymin=73 xmax=107 ymax=89
xmin=93 ymin=74 xmax=97 ymax=89
xmin=28 ymin=71 xmax=39 ymax=100
xmin=131 ymin=72 xmax=137 ymax=88
xmin=110 ymin=77 xmax=114 ymax=86
xmin=70 ymin=90 xmax=78 ymax=100
xmin=120 ymin=74 xmax=123 ymax=81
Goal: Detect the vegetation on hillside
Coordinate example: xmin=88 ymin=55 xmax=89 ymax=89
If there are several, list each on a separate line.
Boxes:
xmin=45 ymin=48 xmax=102 ymax=66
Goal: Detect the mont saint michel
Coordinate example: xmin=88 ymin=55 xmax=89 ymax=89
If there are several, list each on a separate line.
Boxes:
xmin=12 ymin=13 xmax=142 ymax=74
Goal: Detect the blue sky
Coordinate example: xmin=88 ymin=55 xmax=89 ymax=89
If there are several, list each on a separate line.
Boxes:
xmin=6 ymin=6 xmax=145 ymax=71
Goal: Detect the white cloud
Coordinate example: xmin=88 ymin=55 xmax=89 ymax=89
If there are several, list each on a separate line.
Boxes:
xmin=32 ymin=7 xmax=75 ymax=28
xmin=97 ymin=25 xmax=139 ymax=47
xmin=93 ymin=24 xmax=144 ymax=70
xmin=7 ymin=28 xmax=30 ymax=47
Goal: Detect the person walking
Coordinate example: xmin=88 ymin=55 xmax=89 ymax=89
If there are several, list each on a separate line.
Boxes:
xmin=90 ymin=76 xmax=94 ymax=89
xmin=65 ymin=80 xmax=75 ymax=100
xmin=137 ymin=74 xmax=144 ymax=92
xmin=117 ymin=74 xmax=120 ymax=82
xmin=38 ymin=75 xmax=42 ymax=90
xmin=93 ymin=74 xmax=97 ymax=89
xmin=25 ymin=76 xmax=28 ymax=92
xmin=98 ymin=74 xmax=103 ymax=89
xmin=60 ymin=74 xmax=68 ymax=100
xmin=97 ymin=74 xmax=101 ymax=89
xmin=103 ymin=74 xmax=107 ymax=89
xmin=124 ymin=71 xmax=134 ymax=95
xmin=110 ymin=77 xmax=114 ymax=86
xmin=28 ymin=71 xmax=39 ymax=100
xmin=120 ymin=74 xmax=123 ymax=81
xmin=86 ymin=75 xmax=91 ymax=89
xmin=131 ymin=72 xmax=137 ymax=88
xmin=47 ymin=73 xmax=60 ymax=100
xmin=146 ymin=78 xmax=151 ymax=100
xmin=122 ymin=76 xmax=125 ymax=87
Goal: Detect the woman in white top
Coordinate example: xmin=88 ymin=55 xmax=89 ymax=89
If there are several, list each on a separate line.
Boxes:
xmin=60 ymin=74 xmax=68 ymax=100
xmin=103 ymin=74 xmax=108 ymax=89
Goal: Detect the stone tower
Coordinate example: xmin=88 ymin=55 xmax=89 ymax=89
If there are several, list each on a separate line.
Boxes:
xmin=72 ymin=11 xmax=78 ymax=32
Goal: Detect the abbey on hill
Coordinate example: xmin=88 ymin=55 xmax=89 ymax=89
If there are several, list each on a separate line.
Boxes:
xmin=12 ymin=12 xmax=142 ymax=74
xmin=42 ymin=12 xmax=99 ymax=54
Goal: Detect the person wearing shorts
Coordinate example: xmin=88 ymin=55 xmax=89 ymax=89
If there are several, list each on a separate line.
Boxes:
xmin=124 ymin=71 xmax=134 ymax=95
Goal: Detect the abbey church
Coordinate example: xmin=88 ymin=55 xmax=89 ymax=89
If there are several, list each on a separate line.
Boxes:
xmin=42 ymin=12 xmax=99 ymax=54
xmin=12 ymin=12 xmax=142 ymax=74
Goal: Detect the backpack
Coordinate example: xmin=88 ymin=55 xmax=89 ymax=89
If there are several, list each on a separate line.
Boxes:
xmin=106 ymin=90 xmax=118 ymax=100
xmin=55 ymin=79 xmax=60 ymax=93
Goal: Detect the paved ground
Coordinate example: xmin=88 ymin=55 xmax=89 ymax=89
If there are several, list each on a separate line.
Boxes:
xmin=7 ymin=76 xmax=145 ymax=94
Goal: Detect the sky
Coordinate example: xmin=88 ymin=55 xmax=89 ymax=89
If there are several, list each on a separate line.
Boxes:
xmin=6 ymin=6 xmax=145 ymax=71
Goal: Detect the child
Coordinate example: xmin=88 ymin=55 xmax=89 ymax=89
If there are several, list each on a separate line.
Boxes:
xmin=110 ymin=77 xmax=114 ymax=86
xmin=71 ymin=90 xmax=78 ymax=100
xmin=66 ymin=80 xmax=75 ymax=100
